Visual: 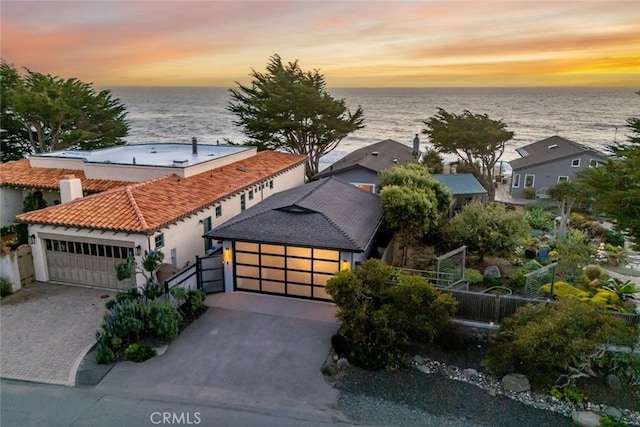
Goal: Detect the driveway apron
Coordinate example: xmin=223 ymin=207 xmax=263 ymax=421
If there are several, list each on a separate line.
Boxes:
xmin=95 ymin=293 xmax=340 ymax=417
xmin=0 ymin=282 xmax=112 ymax=386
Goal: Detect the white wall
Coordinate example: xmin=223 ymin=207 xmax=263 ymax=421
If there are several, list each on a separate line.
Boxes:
xmin=1 ymin=188 xmax=61 ymax=228
xmin=0 ymin=188 xmax=24 ymax=228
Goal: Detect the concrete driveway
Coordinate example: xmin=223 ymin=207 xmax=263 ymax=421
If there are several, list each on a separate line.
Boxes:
xmin=0 ymin=282 xmax=112 ymax=386
xmin=95 ymin=293 xmax=341 ymax=418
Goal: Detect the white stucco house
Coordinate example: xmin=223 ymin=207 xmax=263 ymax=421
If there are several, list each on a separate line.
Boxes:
xmin=1 ymin=142 xmax=306 ymax=289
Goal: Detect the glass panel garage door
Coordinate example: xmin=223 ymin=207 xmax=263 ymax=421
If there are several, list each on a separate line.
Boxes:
xmin=234 ymin=242 xmax=339 ymax=301
xmin=45 ymin=239 xmax=134 ymax=289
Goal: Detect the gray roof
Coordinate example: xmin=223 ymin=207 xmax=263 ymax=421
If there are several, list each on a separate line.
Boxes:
xmin=509 ymin=136 xmax=608 ymax=170
xmin=208 ymin=177 xmax=383 ymax=252
xmin=431 ymin=173 xmax=487 ymax=197
xmin=315 ymin=139 xmax=416 ymax=178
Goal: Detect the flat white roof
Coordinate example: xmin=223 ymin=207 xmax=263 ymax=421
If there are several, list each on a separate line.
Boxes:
xmin=32 ymin=144 xmax=251 ymax=168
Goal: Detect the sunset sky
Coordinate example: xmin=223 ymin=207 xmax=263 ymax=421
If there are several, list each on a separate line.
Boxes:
xmin=1 ymin=1 xmax=639 ymax=88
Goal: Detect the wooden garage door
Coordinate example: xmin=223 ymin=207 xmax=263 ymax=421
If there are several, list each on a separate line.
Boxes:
xmin=234 ymin=242 xmax=339 ymax=301
xmin=45 ymin=239 xmax=134 ymax=289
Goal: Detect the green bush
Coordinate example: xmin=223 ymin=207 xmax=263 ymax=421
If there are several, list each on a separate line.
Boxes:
xmin=483 ymin=298 xmax=637 ymax=387
xmin=582 ymin=264 xmax=603 ymax=281
xmin=124 ymin=343 xmax=157 ymax=363
xmin=603 ymin=228 xmax=626 ymax=247
xmin=326 ymin=259 xmax=457 ymax=370
xmin=524 ymin=187 xmax=536 ymax=199
xmin=509 ymin=260 xmax=543 ymax=289
xmin=0 ymin=276 xmax=13 ymax=297
xmin=95 ymin=297 xmax=182 ymax=364
xmin=464 ymin=268 xmax=484 ymax=285
xmin=148 ymin=300 xmax=182 ymax=342
xmin=171 ymin=287 xmax=207 ymax=321
xmin=525 ymin=207 xmax=555 ymax=232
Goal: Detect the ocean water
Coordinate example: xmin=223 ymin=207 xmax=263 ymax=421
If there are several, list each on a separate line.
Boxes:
xmin=110 ymin=86 xmax=638 ymax=166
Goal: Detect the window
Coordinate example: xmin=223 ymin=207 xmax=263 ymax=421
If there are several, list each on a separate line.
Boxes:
xmin=558 ymin=176 xmax=569 ymax=183
xmin=354 ymin=183 xmax=375 ymax=193
xmin=240 ymin=193 xmax=246 ymax=211
xmin=249 ymin=189 xmax=254 ymax=200
xmin=269 ymin=180 xmax=274 ymax=189
xmin=203 ymin=216 xmax=213 ymax=251
xmin=571 ymin=158 xmax=581 ymax=167
xmin=155 ymin=233 xmax=164 ymax=248
xmin=589 ymin=159 xmax=603 ymax=168
xmin=215 ymin=205 xmax=222 ymax=218
xmin=524 ymin=174 xmax=535 ymax=188
xmin=512 ymin=174 xmax=521 ymax=188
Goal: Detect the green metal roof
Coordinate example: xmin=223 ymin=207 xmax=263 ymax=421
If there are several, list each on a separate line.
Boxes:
xmin=432 ymin=173 xmax=487 ymax=197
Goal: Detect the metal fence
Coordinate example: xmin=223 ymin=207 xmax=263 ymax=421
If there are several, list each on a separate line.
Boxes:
xmin=162 ymin=262 xmax=200 ymax=307
xmin=440 ymin=288 xmax=640 ymax=326
xmin=441 ymin=289 xmax=547 ymax=324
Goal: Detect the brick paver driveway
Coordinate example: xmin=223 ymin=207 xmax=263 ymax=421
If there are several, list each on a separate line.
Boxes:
xmin=0 ymin=282 xmax=113 ymax=386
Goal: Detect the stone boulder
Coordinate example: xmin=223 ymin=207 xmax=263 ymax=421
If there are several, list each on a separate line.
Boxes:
xmin=463 ymin=368 xmax=479 ymax=381
xmin=606 ymin=374 xmax=622 ymax=390
xmin=501 ymin=373 xmax=530 ymax=392
xmin=603 ymin=407 xmax=623 ymax=419
xmin=483 ymin=265 xmax=501 ymax=280
xmin=571 ymin=411 xmax=601 ymax=427
xmin=336 ymin=358 xmax=350 ymax=369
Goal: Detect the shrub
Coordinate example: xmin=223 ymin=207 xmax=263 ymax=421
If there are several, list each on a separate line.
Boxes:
xmin=524 ymin=187 xmax=536 ymax=199
xmin=464 ymin=268 xmax=484 ymax=285
xmin=569 ymin=212 xmax=587 ymax=229
xmin=124 ymin=343 xmax=157 ymax=363
xmin=443 ymin=201 xmax=530 ymax=262
xmin=509 ymin=260 xmax=543 ymax=289
xmin=95 ymin=297 xmax=182 ymax=364
xmin=603 ymin=228 xmax=626 ymax=247
xmin=326 ymin=259 xmax=456 ymax=370
xmin=483 ymin=298 xmax=637 ymax=387
xmin=148 ymin=300 xmax=182 ymax=342
xmin=0 ymin=276 xmax=13 ymax=297
xmin=525 ymin=207 xmax=555 ymax=232
xmin=183 ymin=290 xmax=207 ymax=320
xmin=582 ymin=264 xmax=602 ymax=281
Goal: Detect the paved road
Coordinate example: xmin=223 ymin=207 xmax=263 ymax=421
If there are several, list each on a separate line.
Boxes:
xmin=0 ymin=379 xmax=359 ymax=427
xmin=0 ymin=283 xmax=113 ymax=386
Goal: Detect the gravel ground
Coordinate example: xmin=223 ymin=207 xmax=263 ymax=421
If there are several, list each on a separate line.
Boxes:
xmin=335 ymin=368 xmax=573 ymax=427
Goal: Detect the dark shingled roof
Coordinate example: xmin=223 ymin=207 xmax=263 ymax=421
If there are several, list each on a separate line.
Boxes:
xmin=432 ymin=174 xmax=487 ymax=197
xmin=315 ymin=139 xmax=416 ymax=178
xmin=509 ymin=135 xmax=608 ymax=170
xmin=207 ymin=177 xmax=383 ymax=252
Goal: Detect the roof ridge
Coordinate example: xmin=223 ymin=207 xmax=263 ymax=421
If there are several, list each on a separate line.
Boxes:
xmin=125 ymin=187 xmax=149 ymax=230
xmin=291 ymin=178 xmax=332 ymax=210
xmin=319 ymin=211 xmax=363 ymax=250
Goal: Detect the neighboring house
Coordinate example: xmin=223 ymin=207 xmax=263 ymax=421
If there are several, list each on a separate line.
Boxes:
xmin=509 ymin=136 xmax=608 ymax=199
xmin=5 ymin=143 xmax=306 ymax=290
xmin=431 ymin=173 xmax=487 ymax=216
xmin=314 ymin=139 xmax=417 ymax=192
xmin=207 ymin=177 xmax=384 ymax=301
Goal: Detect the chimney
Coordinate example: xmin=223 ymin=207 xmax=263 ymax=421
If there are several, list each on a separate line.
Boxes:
xmin=192 ymin=136 xmax=198 ymax=155
xmin=412 ymin=134 xmax=420 ymax=155
xmin=60 ymin=175 xmax=82 ymax=203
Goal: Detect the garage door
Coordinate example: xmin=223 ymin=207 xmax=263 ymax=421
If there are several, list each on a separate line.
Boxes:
xmin=45 ymin=238 xmax=134 ymax=289
xmin=234 ymin=241 xmax=339 ymax=301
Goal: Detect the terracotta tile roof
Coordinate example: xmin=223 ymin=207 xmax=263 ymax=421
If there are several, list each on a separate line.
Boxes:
xmin=0 ymin=159 xmax=126 ymax=192
xmin=16 ymin=151 xmax=307 ymax=234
